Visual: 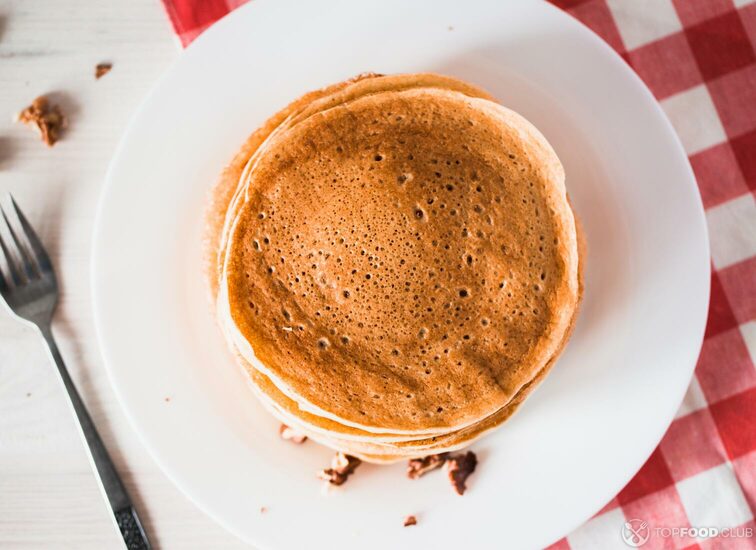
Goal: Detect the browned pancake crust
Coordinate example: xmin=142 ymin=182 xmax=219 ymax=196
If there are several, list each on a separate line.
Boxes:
xmin=222 ymin=79 xmax=579 ymax=432
xmin=241 ymin=222 xmax=583 ymax=460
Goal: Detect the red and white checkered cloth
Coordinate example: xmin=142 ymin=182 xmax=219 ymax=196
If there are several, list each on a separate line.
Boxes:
xmin=161 ymin=0 xmax=756 ymax=547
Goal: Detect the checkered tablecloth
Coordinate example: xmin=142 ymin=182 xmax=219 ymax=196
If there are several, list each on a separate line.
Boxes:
xmin=161 ymin=0 xmax=756 ymax=547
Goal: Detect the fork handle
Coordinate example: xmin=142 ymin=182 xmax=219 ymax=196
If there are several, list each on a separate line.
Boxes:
xmin=39 ymin=325 xmax=151 ymax=550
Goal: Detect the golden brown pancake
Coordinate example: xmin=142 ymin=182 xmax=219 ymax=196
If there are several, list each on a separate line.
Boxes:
xmin=236 ymin=233 xmax=581 ymax=461
xmin=206 ymin=73 xmax=494 ymax=298
xmin=207 ymin=73 xmax=582 ymax=461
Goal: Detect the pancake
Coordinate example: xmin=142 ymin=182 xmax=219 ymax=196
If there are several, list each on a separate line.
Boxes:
xmin=208 ymin=74 xmax=507 ymax=438
xmin=219 ymin=78 xmax=579 ymax=434
xmin=206 ymin=73 xmax=495 ymax=298
xmin=257 ymin=347 xmax=545 ymax=456
xmin=207 ymin=73 xmax=582 ymax=462
xmin=235 ymin=233 xmax=582 ymax=463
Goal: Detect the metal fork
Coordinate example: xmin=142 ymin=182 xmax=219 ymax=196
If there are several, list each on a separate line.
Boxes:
xmin=0 ymin=194 xmax=151 ymax=550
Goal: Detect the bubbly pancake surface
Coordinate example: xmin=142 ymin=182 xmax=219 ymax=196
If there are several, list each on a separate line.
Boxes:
xmin=222 ymin=82 xmax=579 ymax=432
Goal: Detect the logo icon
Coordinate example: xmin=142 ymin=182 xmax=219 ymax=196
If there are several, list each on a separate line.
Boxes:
xmin=621 ymin=519 xmax=650 ymax=547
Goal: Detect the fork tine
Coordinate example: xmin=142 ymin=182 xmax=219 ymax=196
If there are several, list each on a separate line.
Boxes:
xmin=0 ymin=200 xmax=38 ymax=281
xmin=0 ymin=262 xmax=8 ymax=294
xmin=0 ymin=215 xmax=23 ymax=286
xmin=9 ymin=194 xmax=52 ymax=275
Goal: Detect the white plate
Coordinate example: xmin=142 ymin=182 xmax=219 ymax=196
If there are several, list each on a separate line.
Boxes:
xmin=92 ymin=0 xmax=710 ymax=548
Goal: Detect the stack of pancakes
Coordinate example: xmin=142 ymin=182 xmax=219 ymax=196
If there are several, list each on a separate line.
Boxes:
xmin=206 ymin=73 xmax=582 ymax=464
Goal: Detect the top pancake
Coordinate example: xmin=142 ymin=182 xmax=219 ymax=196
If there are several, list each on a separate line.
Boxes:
xmin=208 ymin=73 xmax=496 ymax=298
xmin=219 ymin=74 xmax=579 ymax=433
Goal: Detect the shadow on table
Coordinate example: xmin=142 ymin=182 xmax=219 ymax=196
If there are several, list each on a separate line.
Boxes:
xmin=0 ymin=136 xmax=17 ymax=170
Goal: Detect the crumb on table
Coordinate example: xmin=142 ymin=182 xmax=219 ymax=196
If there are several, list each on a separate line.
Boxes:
xmin=95 ymin=62 xmax=112 ymax=79
xmin=16 ymin=96 xmax=66 ymax=147
xmin=403 ymin=515 xmax=417 ymax=527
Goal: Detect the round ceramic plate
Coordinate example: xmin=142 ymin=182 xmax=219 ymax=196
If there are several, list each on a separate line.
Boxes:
xmin=92 ymin=0 xmax=709 ymax=548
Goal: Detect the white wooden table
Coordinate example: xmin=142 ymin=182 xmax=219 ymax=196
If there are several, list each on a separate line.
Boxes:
xmin=0 ymin=1 xmax=249 ymax=547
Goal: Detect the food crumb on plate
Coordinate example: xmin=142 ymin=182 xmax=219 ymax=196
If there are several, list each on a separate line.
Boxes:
xmin=407 ymin=453 xmax=448 ymax=479
xmin=317 ymin=452 xmax=361 ymax=486
xmin=279 ymin=423 xmax=307 ymax=444
xmin=445 ymin=451 xmax=477 ymax=495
